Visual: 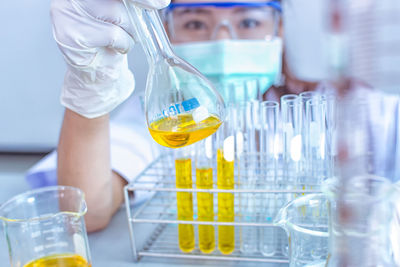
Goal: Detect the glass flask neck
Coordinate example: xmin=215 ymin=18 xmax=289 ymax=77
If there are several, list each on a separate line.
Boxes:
xmin=125 ymin=4 xmax=175 ymax=64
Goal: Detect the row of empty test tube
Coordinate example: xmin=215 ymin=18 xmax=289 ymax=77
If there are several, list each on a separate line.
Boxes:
xmin=173 ymin=91 xmax=336 ymax=255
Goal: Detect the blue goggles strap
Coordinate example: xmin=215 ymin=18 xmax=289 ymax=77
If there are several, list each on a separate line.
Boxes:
xmin=167 ymin=1 xmax=282 ymax=12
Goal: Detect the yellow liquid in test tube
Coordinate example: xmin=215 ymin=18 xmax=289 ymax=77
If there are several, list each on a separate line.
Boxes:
xmin=149 ymin=114 xmax=222 ymax=148
xmin=217 ymin=149 xmax=235 ymax=255
xmin=196 ymin=167 xmax=215 ymax=253
xmin=24 ymin=254 xmax=90 ymax=267
xmin=175 ymin=158 xmax=195 ymax=253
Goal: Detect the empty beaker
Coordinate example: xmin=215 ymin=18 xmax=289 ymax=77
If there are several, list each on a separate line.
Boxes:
xmin=0 ymin=186 xmax=91 ymax=267
xmin=274 ymin=193 xmax=329 ymax=267
xmin=123 ymin=2 xmax=225 ymax=148
xmin=323 ymin=175 xmax=398 ymax=267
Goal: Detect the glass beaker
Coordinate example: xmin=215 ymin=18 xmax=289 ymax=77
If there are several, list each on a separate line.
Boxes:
xmin=123 ymin=2 xmax=225 ymax=149
xmin=0 ymin=186 xmax=91 ymax=267
xmin=323 ymin=175 xmax=398 ymax=267
xmin=274 ymin=193 xmax=329 ymax=267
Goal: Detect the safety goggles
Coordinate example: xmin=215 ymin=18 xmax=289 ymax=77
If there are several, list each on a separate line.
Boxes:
xmin=164 ymin=1 xmax=281 ymax=43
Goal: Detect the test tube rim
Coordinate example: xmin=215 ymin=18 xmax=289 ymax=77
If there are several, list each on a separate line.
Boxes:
xmin=260 ymin=100 xmax=279 ymax=108
xmin=280 ymin=94 xmax=299 ymax=106
xmin=299 ymin=91 xmax=319 ymax=101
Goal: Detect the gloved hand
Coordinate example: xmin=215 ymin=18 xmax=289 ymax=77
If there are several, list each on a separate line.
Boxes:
xmin=51 ymin=0 xmax=170 ymax=118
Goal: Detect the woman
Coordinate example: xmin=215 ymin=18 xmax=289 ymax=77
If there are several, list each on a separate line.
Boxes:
xmin=27 ymin=0 xmax=285 ymax=232
xmin=29 ymin=0 xmax=400 ymax=233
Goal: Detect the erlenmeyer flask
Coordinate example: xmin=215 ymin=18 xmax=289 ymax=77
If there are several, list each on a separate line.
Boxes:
xmin=123 ymin=2 xmax=225 ymax=148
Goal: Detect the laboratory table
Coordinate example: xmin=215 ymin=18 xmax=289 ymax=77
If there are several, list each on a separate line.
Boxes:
xmin=0 ymin=156 xmax=286 ymax=267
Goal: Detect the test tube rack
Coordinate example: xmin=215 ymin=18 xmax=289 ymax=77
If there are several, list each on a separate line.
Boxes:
xmin=124 ymin=152 xmax=322 ymax=264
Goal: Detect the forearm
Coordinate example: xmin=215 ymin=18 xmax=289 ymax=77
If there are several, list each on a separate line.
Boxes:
xmin=57 ymin=109 xmax=124 ymax=232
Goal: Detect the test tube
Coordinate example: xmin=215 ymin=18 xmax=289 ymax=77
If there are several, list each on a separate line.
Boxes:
xmin=175 ymin=146 xmax=195 ymax=253
xmin=228 ymin=80 xmax=246 ymax=104
xmin=217 ymin=104 xmax=236 ymax=255
xmin=280 ymin=94 xmax=301 ymax=256
xmin=260 ymin=101 xmax=280 ymax=181
xmin=238 ymin=101 xmax=259 ymax=254
xmin=259 ymin=101 xmax=280 ymax=256
xmin=244 ymin=79 xmax=262 ymax=101
xmin=299 ymin=91 xmax=319 ymax=180
xmin=323 ymin=94 xmax=337 ymax=179
xmin=224 ymin=79 xmax=261 ymax=104
xmin=280 ymin=94 xmax=301 ymax=188
xmin=216 ymin=82 xmax=234 ymax=106
xmin=195 ymin=137 xmax=215 ymax=254
xmin=226 ymin=82 xmax=237 ymax=106
xmin=306 ymin=97 xmax=328 ymax=186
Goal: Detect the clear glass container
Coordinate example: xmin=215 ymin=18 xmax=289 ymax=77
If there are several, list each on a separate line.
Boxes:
xmin=274 ymin=193 xmax=329 ymax=267
xmin=0 ymin=186 xmax=91 ymax=267
xmin=280 ymin=94 xmax=301 ymax=186
xmin=237 ymin=101 xmax=259 ymax=255
xmin=216 ymin=104 xmax=236 ymax=255
xmin=259 ymin=100 xmax=280 ymax=257
xmin=323 ymin=175 xmax=398 ymax=267
xmin=123 ymin=2 xmax=226 ymax=148
xmin=174 ymin=146 xmax=195 ymax=253
xmin=305 ymin=96 xmax=328 ymax=185
xmin=195 ymin=136 xmax=216 ymax=254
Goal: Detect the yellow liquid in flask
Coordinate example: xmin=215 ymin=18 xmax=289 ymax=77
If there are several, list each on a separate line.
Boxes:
xmin=24 ymin=254 xmax=90 ymax=267
xmin=175 ymin=158 xmax=195 ymax=253
xmin=217 ymin=149 xmax=235 ymax=255
xmin=196 ymin=167 xmax=215 ymax=253
xmin=149 ymin=114 xmax=222 ymax=148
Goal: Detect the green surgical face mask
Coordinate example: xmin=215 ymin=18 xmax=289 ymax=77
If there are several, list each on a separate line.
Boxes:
xmin=173 ymin=38 xmax=282 ymax=103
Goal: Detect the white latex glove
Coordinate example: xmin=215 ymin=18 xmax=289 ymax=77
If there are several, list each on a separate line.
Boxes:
xmin=51 ymin=0 xmax=170 ymax=118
